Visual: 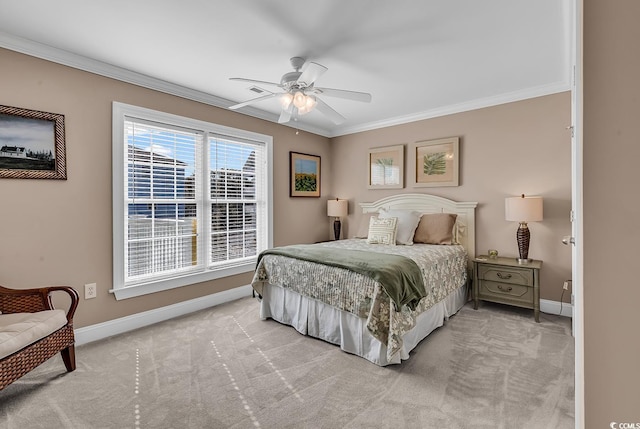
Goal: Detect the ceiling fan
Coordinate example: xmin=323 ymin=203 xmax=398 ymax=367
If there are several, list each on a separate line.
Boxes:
xmin=228 ymin=57 xmax=372 ymax=125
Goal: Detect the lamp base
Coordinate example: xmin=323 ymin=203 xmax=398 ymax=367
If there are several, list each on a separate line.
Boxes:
xmin=516 ymin=258 xmax=533 ymax=265
xmin=333 ymin=218 xmax=341 ymax=241
xmin=516 ymin=221 xmax=531 ymax=262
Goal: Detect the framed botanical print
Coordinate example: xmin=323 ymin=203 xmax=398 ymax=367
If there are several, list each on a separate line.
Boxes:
xmin=290 ymin=151 xmax=321 ymax=197
xmin=411 ymin=137 xmax=459 ymax=187
xmin=367 ymin=144 xmax=404 ymax=189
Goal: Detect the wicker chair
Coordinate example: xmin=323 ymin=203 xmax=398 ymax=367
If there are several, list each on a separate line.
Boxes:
xmin=0 ymin=285 xmax=79 ymax=390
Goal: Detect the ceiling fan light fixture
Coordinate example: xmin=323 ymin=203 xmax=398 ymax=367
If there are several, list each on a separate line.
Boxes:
xmin=305 ymin=95 xmax=317 ymax=110
xmin=293 ymin=93 xmax=317 ymax=115
xmin=280 ymin=92 xmax=293 ymax=109
xmin=297 ymin=106 xmax=311 ymax=115
xmin=292 ymin=91 xmax=307 ymax=109
xmin=230 ymin=57 xmax=371 ymax=125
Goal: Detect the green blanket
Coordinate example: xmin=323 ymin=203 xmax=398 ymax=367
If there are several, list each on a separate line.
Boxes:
xmin=256 ymin=244 xmax=426 ymax=310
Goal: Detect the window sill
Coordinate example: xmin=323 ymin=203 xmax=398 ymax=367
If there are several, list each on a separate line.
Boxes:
xmin=110 ymin=262 xmax=256 ymax=300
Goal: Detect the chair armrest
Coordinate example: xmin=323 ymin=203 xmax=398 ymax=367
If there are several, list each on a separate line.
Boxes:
xmin=0 ymin=285 xmax=79 ymax=323
xmin=44 ymin=286 xmax=79 ymax=324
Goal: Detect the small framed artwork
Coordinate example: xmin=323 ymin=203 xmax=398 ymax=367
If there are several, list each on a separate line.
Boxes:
xmin=367 ymin=144 xmax=404 ymax=189
xmin=411 ymin=137 xmax=459 ymax=187
xmin=0 ymin=105 xmax=67 ymax=180
xmin=290 ymin=151 xmax=321 ymax=197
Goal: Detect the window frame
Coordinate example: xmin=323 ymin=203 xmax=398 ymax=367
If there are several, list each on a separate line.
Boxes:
xmin=112 ymin=102 xmax=273 ymax=300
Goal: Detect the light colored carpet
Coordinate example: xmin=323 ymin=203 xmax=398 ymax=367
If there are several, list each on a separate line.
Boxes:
xmin=0 ymin=298 xmax=574 ymax=428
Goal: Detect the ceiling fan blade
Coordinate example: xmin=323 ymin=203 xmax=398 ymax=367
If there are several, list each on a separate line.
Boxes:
xmin=229 ymin=77 xmax=283 ymax=89
xmin=297 ymin=62 xmax=327 ymax=86
xmin=314 ymin=98 xmax=346 ymax=125
xmin=278 ymin=105 xmax=293 ymax=123
xmin=228 ymin=93 xmax=279 ymax=110
xmin=313 ymin=87 xmax=372 ymax=103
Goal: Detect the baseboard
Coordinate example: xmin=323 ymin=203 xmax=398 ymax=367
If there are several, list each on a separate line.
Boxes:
xmin=540 ymin=298 xmax=573 ymax=318
xmin=74 ymin=285 xmax=253 ymax=346
xmin=74 ymin=288 xmax=571 ymax=346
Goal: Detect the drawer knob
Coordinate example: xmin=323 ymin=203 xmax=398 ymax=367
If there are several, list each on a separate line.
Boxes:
xmin=496 ymin=272 xmax=512 ymax=280
xmin=497 ymin=285 xmax=513 ymax=292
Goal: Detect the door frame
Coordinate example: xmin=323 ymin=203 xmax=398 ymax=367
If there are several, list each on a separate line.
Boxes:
xmin=571 ymin=0 xmax=584 ymax=427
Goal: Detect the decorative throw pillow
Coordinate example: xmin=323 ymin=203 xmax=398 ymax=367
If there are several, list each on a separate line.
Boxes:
xmin=377 ymin=209 xmax=421 ymax=245
xmin=413 ymin=213 xmax=458 ymax=245
xmin=367 ymin=216 xmax=398 ymax=245
xmin=353 ymin=214 xmax=376 ymax=238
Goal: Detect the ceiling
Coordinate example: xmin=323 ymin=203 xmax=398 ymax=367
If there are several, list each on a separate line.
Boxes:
xmin=0 ymin=0 xmax=572 ymax=137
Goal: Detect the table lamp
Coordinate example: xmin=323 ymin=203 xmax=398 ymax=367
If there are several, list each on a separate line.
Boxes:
xmin=505 ymin=194 xmax=543 ymax=264
xmin=327 ymin=198 xmax=348 ymax=240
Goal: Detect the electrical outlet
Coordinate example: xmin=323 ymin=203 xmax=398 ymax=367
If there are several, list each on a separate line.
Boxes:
xmin=84 ymin=283 xmax=97 ymax=299
xmin=563 ymin=280 xmax=571 ymax=291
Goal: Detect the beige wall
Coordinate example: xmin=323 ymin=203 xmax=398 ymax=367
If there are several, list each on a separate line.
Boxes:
xmin=584 ymin=0 xmax=640 ymax=425
xmin=0 ymin=47 xmax=573 ymax=324
xmin=331 ymin=93 xmax=573 ymax=302
xmin=0 ymin=48 xmax=331 ymax=328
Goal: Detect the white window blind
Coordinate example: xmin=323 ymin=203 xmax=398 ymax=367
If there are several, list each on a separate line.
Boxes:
xmin=208 ymin=134 xmax=266 ymax=267
xmin=125 ymin=119 xmax=203 ymax=285
xmin=112 ymin=102 xmax=272 ymax=299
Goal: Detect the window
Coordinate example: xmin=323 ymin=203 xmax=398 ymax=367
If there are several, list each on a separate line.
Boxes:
xmin=112 ymin=102 xmax=272 ymax=299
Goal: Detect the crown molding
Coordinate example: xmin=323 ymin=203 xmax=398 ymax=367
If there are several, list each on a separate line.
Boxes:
xmin=329 ymin=81 xmax=571 ymax=137
xmin=1 ymin=31 xmax=570 ymax=139
xmin=0 ymin=31 xmax=331 ymax=137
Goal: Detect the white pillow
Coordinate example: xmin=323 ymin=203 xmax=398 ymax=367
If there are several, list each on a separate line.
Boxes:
xmin=367 ymin=216 xmax=398 ymax=245
xmin=378 ymin=209 xmax=421 ymax=245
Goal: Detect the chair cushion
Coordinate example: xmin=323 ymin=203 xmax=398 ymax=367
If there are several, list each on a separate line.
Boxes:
xmin=0 ymin=310 xmax=67 ymax=359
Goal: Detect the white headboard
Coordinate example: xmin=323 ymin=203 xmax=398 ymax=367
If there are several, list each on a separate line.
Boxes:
xmin=359 ymin=193 xmax=478 ymax=266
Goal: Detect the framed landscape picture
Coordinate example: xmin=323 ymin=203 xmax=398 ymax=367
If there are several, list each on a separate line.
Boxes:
xmin=290 ymin=151 xmax=320 ymax=197
xmin=367 ymin=144 xmax=404 ymax=189
xmin=0 ymin=105 xmax=67 ymax=180
xmin=411 ymin=137 xmax=459 ymax=187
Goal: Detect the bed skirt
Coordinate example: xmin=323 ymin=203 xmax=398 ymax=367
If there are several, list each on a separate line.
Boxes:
xmin=258 ymin=283 xmax=468 ymax=366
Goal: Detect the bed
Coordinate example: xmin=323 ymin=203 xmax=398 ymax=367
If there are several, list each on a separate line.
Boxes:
xmin=251 ymin=194 xmax=477 ymax=366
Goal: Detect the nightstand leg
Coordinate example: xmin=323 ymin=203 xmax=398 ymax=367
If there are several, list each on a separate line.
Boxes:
xmin=533 ymin=274 xmax=540 ymax=322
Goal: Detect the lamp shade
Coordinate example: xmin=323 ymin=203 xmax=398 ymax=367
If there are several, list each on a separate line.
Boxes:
xmin=505 ymin=195 xmax=543 ymax=222
xmin=327 ymin=199 xmax=348 ymax=217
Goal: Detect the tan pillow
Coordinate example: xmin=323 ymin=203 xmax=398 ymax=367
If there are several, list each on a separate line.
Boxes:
xmin=413 ymin=213 xmax=458 ymax=244
xmin=367 ymin=216 xmax=398 ymax=245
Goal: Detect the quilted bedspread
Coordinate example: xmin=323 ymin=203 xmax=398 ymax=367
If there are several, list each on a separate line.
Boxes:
xmin=251 ymin=238 xmax=468 ymax=360
xmin=256 ymin=244 xmax=426 ymax=311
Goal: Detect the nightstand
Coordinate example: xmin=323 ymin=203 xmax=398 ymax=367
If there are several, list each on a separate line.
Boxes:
xmin=473 ymin=256 xmax=542 ymax=322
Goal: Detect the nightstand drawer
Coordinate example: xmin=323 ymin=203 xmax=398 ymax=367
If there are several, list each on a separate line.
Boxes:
xmin=478 ymin=280 xmax=533 ymax=304
xmin=477 ymin=265 xmax=533 ymax=286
